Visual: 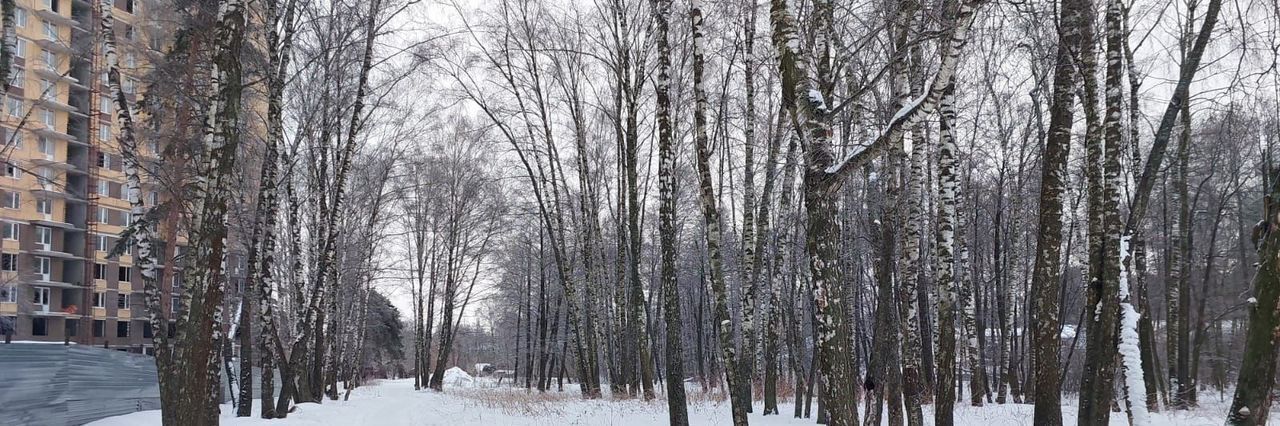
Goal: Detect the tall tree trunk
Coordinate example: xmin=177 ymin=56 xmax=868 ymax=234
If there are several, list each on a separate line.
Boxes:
xmin=652 ymin=0 xmax=686 ymax=421
xmin=737 ymin=1 xmax=764 ymax=415
xmin=171 ymin=0 xmax=248 ymax=421
xmin=691 ymin=2 xmax=746 ymax=423
xmin=892 ymin=0 xmax=925 ymax=422
xmin=237 ymin=274 xmax=254 ymax=416
xmin=100 ymin=0 xmax=172 ymax=420
xmin=871 ymin=164 xmax=905 ymax=426
xmin=1225 ymin=169 xmax=1280 ymax=425
xmin=935 ymin=84 xmax=961 ymax=426
xmin=1082 ymin=0 xmax=1143 ymax=420
xmin=1027 ymin=0 xmax=1082 ymax=415
xmin=251 ymin=1 xmax=296 ymax=415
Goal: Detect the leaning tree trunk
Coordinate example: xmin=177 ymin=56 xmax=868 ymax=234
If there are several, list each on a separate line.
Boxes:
xmin=691 ymin=2 xmax=746 ymax=424
xmin=1226 ymin=170 xmax=1280 ymax=425
xmin=252 ymin=1 xmax=296 ymax=412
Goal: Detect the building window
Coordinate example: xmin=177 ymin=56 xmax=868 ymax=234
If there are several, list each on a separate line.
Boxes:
xmin=2 ymin=222 xmax=17 ymax=240
xmin=148 ymin=191 xmax=158 ymax=206
xmin=64 ymin=319 xmax=76 ymax=337
xmin=122 ymin=78 xmax=134 ymax=94
xmin=3 ymin=163 xmax=17 ymax=179
xmin=142 ymin=322 xmax=152 ymax=338
xmin=34 ymin=257 xmax=50 ymax=278
xmin=3 ymin=129 xmax=21 ymax=149
xmin=94 ymin=263 xmax=105 ymax=280
xmin=98 ymin=125 xmax=110 ymax=142
xmin=12 ymin=38 xmax=24 ymax=59
xmin=125 ymin=52 xmax=136 ymax=68
xmin=43 ymin=0 xmax=58 ymax=13
xmin=40 ymin=49 xmax=54 ymax=70
xmin=36 ymin=170 xmax=52 ymax=190
xmin=41 ymin=109 xmax=54 ymax=127
xmin=42 ymin=21 xmax=56 ymax=41
xmin=170 ymin=295 xmax=179 ymax=314
xmin=9 ymin=67 xmax=23 ymax=89
xmin=35 ymin=198 xmax=50 ymax=215
xmin=34 ymin=226 xmax=50 ymax=248
xmin=32 ymin=317 xmax=47 ymax=336
xmin=37 ymin=137 xmax=53 ymax=157
xmin=6 ymin=96 xmax=21 ymax=117
xmin=14 ymin=8 xmax=26 ymax=28
xmin=1 ymin=285 xmax=14 ymax=303
xmin=96 ymin=207 xmax=108 ymax=224
xmin=92 ymin=319 xmax=104 ymax=337
xmin=3 ymin=191 xmax=19 ymax=209
xmin=117 ymin=292 xmax=129 ymax=309
xmin=93 ymin=291 xmax=105 ymax=308
xmin=0 ymin=253 xmax=15 ymax=271
xmin=116 ymin=320 xmax=128 ymax=337
xmin=118 ymin=266 xmax=131 ymax=282
xmin=40 ymin=79 xmax=56 ymax=100
xmin=31 ymin=286 xmax=49 ymax=306
xmin=97 ymin=180 xmax=109 ymax=197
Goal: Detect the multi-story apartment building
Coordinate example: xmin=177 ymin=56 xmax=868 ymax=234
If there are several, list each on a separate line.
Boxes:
xmin=0 ymin=0 xmax=224 ymax=353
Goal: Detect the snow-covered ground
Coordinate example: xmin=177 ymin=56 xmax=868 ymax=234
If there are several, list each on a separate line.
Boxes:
xmin=89 ymin=378 xmax=1245 ymax=425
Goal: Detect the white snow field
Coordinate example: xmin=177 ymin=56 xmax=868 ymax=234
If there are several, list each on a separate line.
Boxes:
xmin=89 ymin=378 xmax=1247 ymax=425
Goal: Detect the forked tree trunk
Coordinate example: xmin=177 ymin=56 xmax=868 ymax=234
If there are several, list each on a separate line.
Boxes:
xmin=99 ymin=0 xmax=173 ymax=421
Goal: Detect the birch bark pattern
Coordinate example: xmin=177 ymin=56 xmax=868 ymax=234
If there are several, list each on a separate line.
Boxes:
xmin=1028 ymin=0 xmax=1084 ymax=419
xmin=691 ymin=2 xmax=746 ymax=424
xmin=891 ymin=0 xmax=925 ymax=422
xmin=935 ymin=83 xmax=960 ymax=426
xmin=651 ymin=0 xmax=686 ymax=421
xmin=100 ymin=0 xmax=172 ymax=421
xmin=251 ymin=0 xmax=297 ymax=417
xmin=173 ymin=0 xmax=247 ymax=422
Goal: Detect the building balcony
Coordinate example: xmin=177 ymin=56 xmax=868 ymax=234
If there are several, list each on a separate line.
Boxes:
xmin=32 ymin=127 xmax=79 ymax=144
xmin=66 ymin=78 xmax=88 ymax=91
xmin=35 ymin=37 xmax=74 ymax=55
xmin=30 ymin=218 xmax=82 ymax=231
xmin=33 ymin=64 xmax=85 ymax=89
xmin=30 ymin=278 xmax=81 ymax=290
xmin=36 ymin=97 xmax=79 ymax=114
xmin=35 ymin=9 xmax=80 ymax=29
xmin=29 ymin=157 xmax=73 ymax=170
xmin=30 ymin=247 xmax=84 ymax=261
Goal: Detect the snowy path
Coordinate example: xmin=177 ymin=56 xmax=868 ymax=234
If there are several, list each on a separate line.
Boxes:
xmin=89 ymin=379 xmax=1240 ymax=425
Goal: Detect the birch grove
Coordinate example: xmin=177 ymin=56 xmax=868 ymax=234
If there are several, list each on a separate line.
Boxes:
xmin=87 ymin=0 xmax=1280 ymax=424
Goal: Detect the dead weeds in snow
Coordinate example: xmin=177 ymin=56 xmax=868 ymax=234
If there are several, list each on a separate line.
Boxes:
xmin=451 ymin=388 xmax=580 ymax=417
